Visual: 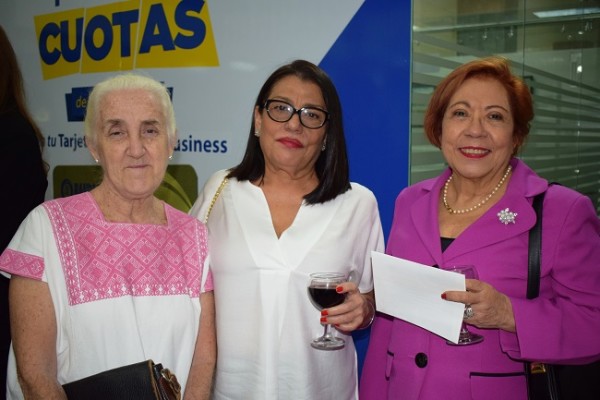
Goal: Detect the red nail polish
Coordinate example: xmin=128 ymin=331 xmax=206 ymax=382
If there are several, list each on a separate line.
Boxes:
xmin=336 ymin=286 xmax=343 ymax=293
xmin=320 ymin=316 xmax=327 ymax=323
xmin=321 ymin=310 xmax=328 ymax=316
xmin=441 ymin=293 xmax=447 ymax=300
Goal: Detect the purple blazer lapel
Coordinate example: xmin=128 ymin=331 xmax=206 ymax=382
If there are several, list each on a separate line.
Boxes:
xmin=443 ymin=191 xmax=536 ymax=260
xmin=406 ymin=159 xmax=548 ymax=265
xmin=410 ymin=174 xmax=446 ymax=267
xmin=443 ymin=157 xmax=548 ymax=260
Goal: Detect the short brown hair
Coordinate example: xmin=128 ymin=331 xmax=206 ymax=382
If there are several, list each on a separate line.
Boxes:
xmin=423 ymin=56 xmax=533 ymax=155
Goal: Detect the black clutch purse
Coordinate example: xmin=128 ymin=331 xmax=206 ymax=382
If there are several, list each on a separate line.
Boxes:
xmin=62 ymin=359 xmax=181 ymax=400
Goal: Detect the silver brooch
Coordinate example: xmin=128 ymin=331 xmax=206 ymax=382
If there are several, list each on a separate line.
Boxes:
xmin=497 ymin=208 xmax=518 ymax=225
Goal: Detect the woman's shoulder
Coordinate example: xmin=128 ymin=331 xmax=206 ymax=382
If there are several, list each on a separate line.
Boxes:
xmin=37 ymin=193 xmax=102 ymax=227
xmin=202 ymin=169 xmax=231 ymax=192
xmin=189 ymin=169 xmax=231 ymax=220
xmin=44 ymin=192 xmax=91 ymax=210
xmin=513 ymin=159 xmax=592 ymax=207
xmin=546 ymin=182 xmax=588 ymax=201
xmin=397 ymin=176 xmax=438 ymax=199
xmin=348 ymin=182 xmax=378 ymax=203
xmin=9 ymin=199 xmax=53 ymax=238
xmin=165 ymin=202 xmax=206 ymax=227
xmin=200 ymin=169 xmax=232 ymax=201
xmin=544 ymin=183 xmax=597 ymax=218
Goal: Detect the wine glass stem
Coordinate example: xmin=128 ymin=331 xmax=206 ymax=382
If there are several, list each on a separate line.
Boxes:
xmin=323 ymin=324 xmax=333 ymax=340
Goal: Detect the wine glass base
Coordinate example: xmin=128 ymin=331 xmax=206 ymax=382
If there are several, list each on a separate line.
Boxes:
xmin=311 ymin=337 xmax=345 ymax=350
xmin=447 ymin=331 xmax=484 ymax=346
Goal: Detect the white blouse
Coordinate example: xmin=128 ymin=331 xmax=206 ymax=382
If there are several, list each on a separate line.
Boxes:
xmin=0 ymin=193 xmax=211 ymax=399
xmin=190 ymin=170 xmax=384 ymax=400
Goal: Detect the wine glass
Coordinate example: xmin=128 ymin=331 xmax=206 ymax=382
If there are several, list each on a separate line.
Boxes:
xmin=307 ymin=272 xmax=348 ymax=350
xmin=446 ymin=265 xmax=484 ymax=346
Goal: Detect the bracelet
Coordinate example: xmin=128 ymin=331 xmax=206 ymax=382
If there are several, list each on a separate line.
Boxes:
xmin=359 ymin=298 xmax=376 ymax=330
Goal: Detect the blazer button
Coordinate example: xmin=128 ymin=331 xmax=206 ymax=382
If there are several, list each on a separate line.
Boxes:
xmin=415 ymin=352 xmax=428 ymax=368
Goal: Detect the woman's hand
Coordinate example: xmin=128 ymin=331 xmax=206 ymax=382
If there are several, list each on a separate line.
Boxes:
xmin=320 ymin=283 xmax=375 ymax=333
xmin=442 ymin=278 xmax=516 ymax=332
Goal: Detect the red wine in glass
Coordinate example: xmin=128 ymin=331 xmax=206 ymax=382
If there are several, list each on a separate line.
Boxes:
xmin=308 ymin=272 xmax=348 ymax=350
xmin=308 ymin=287 xmax=345 ymax=309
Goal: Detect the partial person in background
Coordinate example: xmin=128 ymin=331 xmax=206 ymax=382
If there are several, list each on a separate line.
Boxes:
xmin=0 ymin=25 xmax=48 ymax=399
xmin=360 ymin=56 xmax=600 ymax=400
xmin=190 ymin=59 xmax=384 ymax=399
xmin=0 ymin=73 xmax=215 ymax=399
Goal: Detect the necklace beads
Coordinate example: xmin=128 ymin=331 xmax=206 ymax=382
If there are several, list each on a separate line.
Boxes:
xmin=443 ymin=165 xmax=512 ymax=214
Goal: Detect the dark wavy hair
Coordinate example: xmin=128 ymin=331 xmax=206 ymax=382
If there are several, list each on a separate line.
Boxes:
xmin=0 ymin=25 xmax=47 ymax=172
xmin=424 ymin=56 xmax=534 ymax=156
xmin=228 ymin=59 xmax=351 ymax=204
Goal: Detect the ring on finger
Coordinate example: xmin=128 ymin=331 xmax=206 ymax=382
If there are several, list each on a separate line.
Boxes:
xmin=464 ymin=305 xmax=475 ymax=320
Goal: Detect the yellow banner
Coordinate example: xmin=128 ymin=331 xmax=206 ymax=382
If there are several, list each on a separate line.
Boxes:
xmin=35 ymin=0 xmax=219 ymax=80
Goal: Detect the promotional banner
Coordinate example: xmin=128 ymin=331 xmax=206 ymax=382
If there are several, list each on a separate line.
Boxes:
xmin=1 ymin=0 xmax=410 ymax=373
xmin=1 ymin=0 xmax=409 ymax=231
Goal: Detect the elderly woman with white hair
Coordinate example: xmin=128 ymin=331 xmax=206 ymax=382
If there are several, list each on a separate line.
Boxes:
xmin=0 ymin=73 xmax=215 ymax=399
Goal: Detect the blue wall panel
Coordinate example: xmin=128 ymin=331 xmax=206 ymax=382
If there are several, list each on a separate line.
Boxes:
xmin=319 ymin=0 xmax=412 ymax=379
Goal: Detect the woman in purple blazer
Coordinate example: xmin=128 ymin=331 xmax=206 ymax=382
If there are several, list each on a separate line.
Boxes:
xmin=360 ymin=57 xmax=600 ymax=400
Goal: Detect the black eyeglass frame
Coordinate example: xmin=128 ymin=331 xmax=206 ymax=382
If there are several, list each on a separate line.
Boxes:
xmin=263 ymin=99 xmax=329 ymax=129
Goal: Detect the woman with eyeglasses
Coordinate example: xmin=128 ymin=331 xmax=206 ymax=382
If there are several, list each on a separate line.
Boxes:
xmin=189 ymin=59 xmax=384 ymax=399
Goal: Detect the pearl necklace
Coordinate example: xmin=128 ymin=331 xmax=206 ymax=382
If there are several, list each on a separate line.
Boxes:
xmin=443 ymin=165 xmax=512 ymax=214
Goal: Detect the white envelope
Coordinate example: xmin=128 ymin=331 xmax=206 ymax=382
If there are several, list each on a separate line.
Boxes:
xmin=371 ymin=251 xmax=465 ymax=343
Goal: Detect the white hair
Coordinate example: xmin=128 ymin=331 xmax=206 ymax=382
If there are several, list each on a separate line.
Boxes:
xmin=84 ymin=73 xmax=176 ymax=146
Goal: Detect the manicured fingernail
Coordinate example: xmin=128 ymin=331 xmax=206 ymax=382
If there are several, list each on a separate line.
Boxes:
xmin=334 ymin=324 xmax=340 ymax=328
xmin=441 ymin=293 xmax=447 ymax=300
xmin=320 ymin=317 xmax=327 ymax=323
xmin=321 ymin=310 xmax=328 ymax=316
xmin=336 ymin=286 xmax=343 ymax=293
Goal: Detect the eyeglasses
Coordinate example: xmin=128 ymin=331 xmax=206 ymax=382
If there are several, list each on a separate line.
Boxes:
xmin=263 ymin=99 xmax=329 ymax=129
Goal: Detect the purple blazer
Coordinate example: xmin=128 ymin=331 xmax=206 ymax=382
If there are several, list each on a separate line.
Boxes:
xmin=360 ymin=159 xmax=600 ymax=400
